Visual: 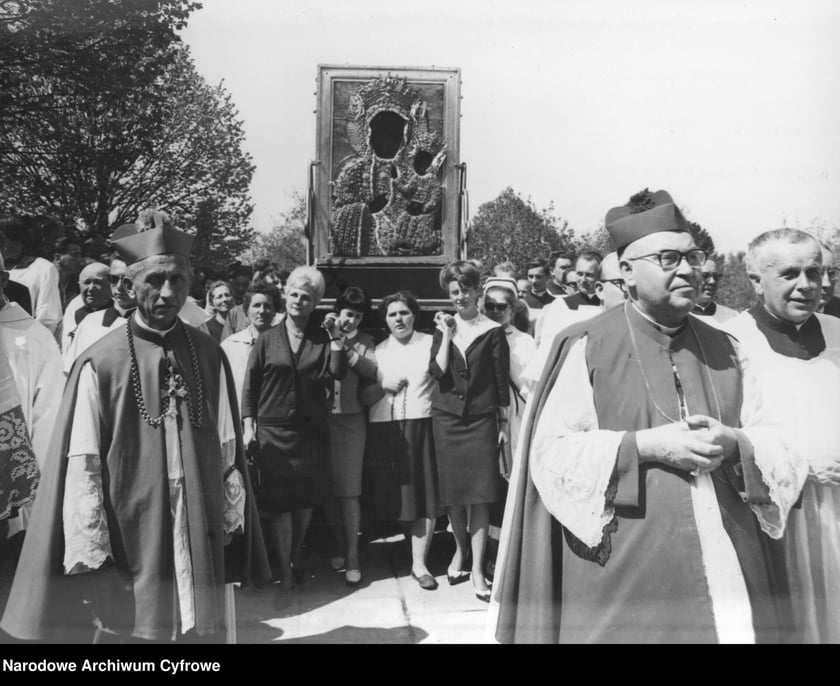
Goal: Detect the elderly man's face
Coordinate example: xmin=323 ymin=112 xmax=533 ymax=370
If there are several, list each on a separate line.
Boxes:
xmin=79 ymin=265 xmax=111 ymax=309
xmin=127 ymin=254 xmax=191 ymax=330
xmin=752 ymin=240 xmax=821 ymax=325
xmin=697 ymin=259 xmax=722 ymax=308
xmin=621 ymin=231 xmax=702 ymax=327
xmin=821 ymin=245 xmax=837 ymax=308
xmin=575 ymin=258 xmax=599 ymax=297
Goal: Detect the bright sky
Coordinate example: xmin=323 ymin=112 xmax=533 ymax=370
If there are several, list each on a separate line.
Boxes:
xmin=181 ymin=0 xmax=840 ymax=254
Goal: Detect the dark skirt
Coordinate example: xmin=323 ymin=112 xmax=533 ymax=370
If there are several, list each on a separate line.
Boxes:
xmin=364 ymin=418 xmax=440 ymax=523
xmin=328 ymin=411 xmax=366 ymax=498
xmin=255 ymin=422 xmax=330 ymax=514
xmin=431 ymin=409 xmax=503 ymax=507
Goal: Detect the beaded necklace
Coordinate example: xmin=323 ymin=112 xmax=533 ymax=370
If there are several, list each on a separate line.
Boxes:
xmin=126 ymin=319 xmax=204 ymax=428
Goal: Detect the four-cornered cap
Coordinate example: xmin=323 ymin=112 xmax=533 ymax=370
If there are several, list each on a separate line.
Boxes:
xmin=110 ymin=210 xmax=193 ymax=266
xmin=605 ymin=190 xmax=691 ymax=251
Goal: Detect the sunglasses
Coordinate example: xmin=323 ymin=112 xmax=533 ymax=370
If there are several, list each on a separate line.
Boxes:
xmin=484 ymin=302 xmax=510 ymax=312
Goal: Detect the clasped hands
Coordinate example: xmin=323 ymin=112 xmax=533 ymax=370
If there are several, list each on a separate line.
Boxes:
xmin=636 ymin=414 xmax=738 ymax=476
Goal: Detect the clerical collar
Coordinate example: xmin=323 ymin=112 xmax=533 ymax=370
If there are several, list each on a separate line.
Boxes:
xmin=693 ymin=302 xmax=716 ymax=316
xmin=749 ymin=302 xmax=825 ymax=360
xmin=630 ymin=302 xmax=683 ymax=336
xmin=133 ymin=311 xmax=178 ymax=339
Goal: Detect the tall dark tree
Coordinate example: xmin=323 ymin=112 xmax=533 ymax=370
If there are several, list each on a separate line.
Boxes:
xmin=466 ymin=187 xmax=575 ymax=275
xmin=0 ymin=0 xmax=255 ymax=264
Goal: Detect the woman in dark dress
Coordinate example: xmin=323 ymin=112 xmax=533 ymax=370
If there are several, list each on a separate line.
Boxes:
xmin=242 ymin=266 xmax=347 ymax=608
xmin=322 ymin=286 xmax=378 ymax=586
xmin=430 ymin=261 xmax=510 ymax=602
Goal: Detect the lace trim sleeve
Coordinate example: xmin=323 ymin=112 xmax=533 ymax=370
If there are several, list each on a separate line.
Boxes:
xmin=529 ymin=336 xmax=625 ymax=549
xmin=62 ymin=453 xmax=112 ymax=574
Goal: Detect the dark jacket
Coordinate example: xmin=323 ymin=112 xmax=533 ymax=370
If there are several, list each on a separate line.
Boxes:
xmin=429 ymin=324 xmax=510 ymax=417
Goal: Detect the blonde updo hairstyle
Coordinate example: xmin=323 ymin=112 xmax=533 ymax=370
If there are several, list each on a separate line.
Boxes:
xmin=285 ymin=266 xmax=326 ymax=306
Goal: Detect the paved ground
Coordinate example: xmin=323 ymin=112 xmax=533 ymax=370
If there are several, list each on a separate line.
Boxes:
xmin=234 ymin=519 xmax=498 ymax=644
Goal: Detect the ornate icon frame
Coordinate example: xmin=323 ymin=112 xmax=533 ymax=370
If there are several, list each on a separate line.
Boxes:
xmin=312 ymin=65 xmax=462 ymax=267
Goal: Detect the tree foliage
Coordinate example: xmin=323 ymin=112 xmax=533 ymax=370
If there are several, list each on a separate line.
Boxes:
xmin=466 ymin=187 xmax=575 ymax=276
xmin=716 ymin=251 xmax=756 ymax=311
xmin=574 ymin=223 xmax=615 ymax=257
xmin=0 ymin=0 xmax=255 ymax=267
xmin=238 ymin=193 xmax=307 ymax=271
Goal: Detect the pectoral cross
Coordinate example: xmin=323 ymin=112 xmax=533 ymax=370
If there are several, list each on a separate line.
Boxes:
xmin=161 ymin=366 xmax=189 ymax=419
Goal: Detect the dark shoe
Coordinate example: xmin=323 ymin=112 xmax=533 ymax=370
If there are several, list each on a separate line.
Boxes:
xmin=446 ymin=569 xmax=471 ymax=586
xmin=410 ymin=571 xmax=439 ymax=591
xmin=475 ymin=588 xmax=491 ymax=603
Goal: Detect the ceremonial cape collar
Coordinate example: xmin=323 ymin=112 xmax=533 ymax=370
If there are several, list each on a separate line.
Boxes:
xmin=627 ymin=301 xmax=688 ymax=349
xmin=130 ymin=310 xmax=180 ymax=345
xmin=748 ymin=302 xmax=825 ymax=360
xmin=74 ymin=299 xmax=112 ymax=325
xmin=102 ymin=304 xmax=135 ymax=328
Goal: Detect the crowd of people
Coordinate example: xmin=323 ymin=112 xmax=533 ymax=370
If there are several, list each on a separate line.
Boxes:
xmin=0 ymin=189 xmax=838 ymax=644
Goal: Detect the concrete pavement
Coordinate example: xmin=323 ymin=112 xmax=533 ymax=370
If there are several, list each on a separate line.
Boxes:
xmin=234 ymin=521 xmax=497 ymax=644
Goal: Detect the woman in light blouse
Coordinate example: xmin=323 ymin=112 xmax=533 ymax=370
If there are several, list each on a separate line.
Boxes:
xmin=365 ymin=291 xmax=441 ymax=591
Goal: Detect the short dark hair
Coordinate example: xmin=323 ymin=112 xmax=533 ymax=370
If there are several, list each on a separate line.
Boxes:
xmin=526 ymin=259 xmax=549 ymax=276
xmin=380 ymin=290 xmax=420 ymax=320
xmin=243 ymin=280 xmax=282 ymax=312
xmin=335 ymin=285 xmax=370 ymax=315
xmin=549 ymin=251 xmax=574 ymax=266
xmin=439 ymin=260 xmax=481 ymax=291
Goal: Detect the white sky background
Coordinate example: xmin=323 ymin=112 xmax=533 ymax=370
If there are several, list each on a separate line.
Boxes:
xmin=180 ymin=0 xmax=840 ymax=254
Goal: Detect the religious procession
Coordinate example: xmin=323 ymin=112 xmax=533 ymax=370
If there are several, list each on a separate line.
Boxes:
xmin=1 ymin=2 xmax=838 ymax=648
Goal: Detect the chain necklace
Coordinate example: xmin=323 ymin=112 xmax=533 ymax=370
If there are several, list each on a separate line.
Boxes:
xmin=126 ymin=319 xmax=204 ymax=428
xmin=625 ymin=307 xmax=723 ymax=424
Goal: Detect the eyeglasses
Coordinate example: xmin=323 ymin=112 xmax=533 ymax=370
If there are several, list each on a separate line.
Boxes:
xmin=627 ymin=249 xmax=707 ymax=270
xmin=483 ymin=302 xmax=510 ymax=312
xmin=601 ymin=278 xmax=626 ymax=292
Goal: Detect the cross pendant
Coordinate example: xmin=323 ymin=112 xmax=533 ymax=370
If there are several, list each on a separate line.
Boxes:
xmin=161 ymin=365 xmax=189 ymax=419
